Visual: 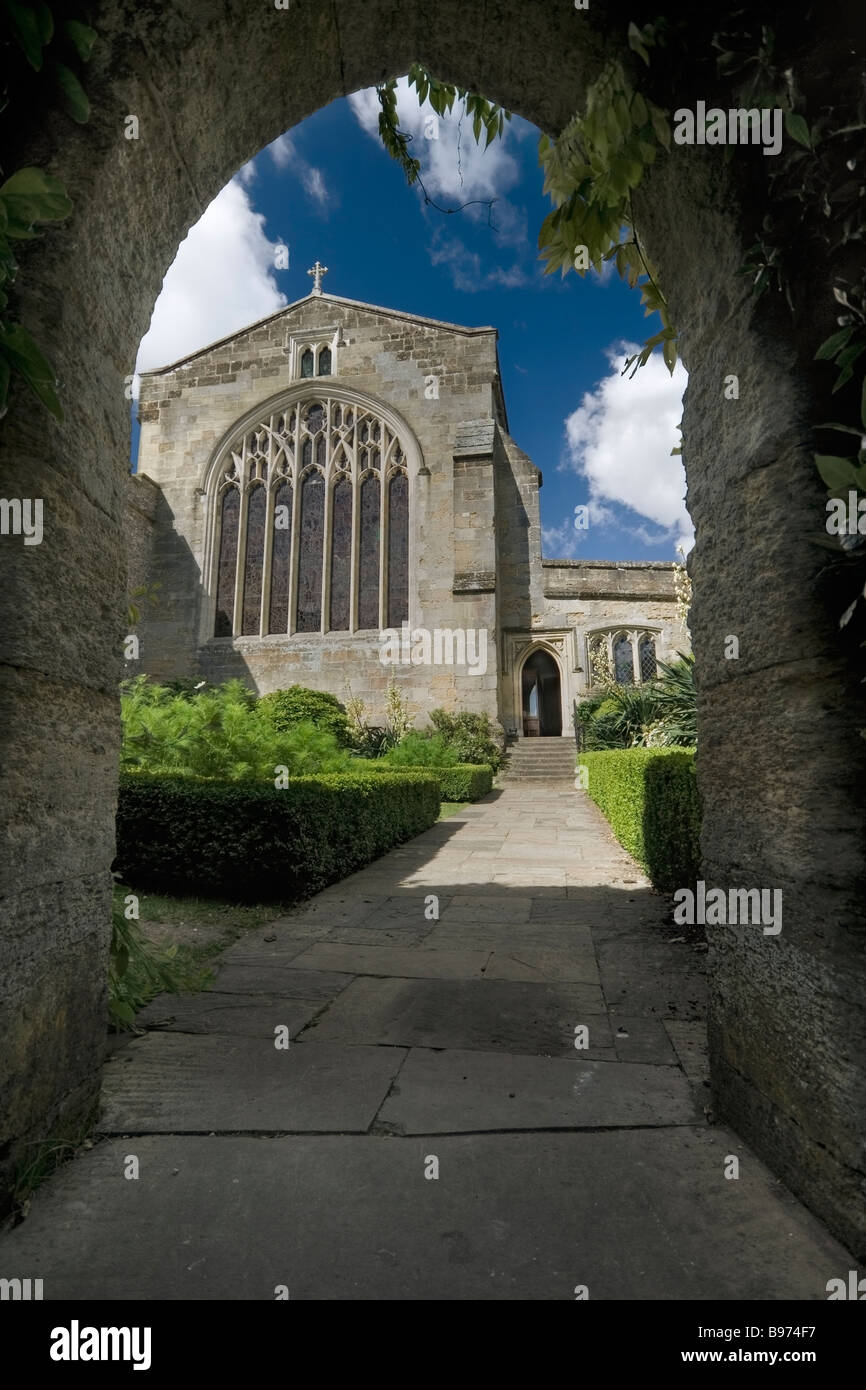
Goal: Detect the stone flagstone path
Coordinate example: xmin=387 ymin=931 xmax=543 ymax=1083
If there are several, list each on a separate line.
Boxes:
xmin=0 ymin=782 xmax=851 ymax=1299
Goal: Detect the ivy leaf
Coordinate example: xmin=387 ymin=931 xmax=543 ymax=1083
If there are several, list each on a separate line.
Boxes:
xmin=785 ymin=111 xmax=812 ymax=150
xmin=627 ymin=22 xmax=650 ymax=66
xmin=51 ymin=61 xmax=91 ymax=123
xmin=0 ymin=321 xmax=63 ymax=419
xmin=815 ymin=454 xmax=861 ymax=490
xmin=0 ymin=168 xmax=72 ymax=225
xmin=63 ymin=18 xmax=97 ymax=60
xmin=5 ymin=0 xmax=45 ymax=68
xmin=815 ymin=325 xmax=854 ymax=360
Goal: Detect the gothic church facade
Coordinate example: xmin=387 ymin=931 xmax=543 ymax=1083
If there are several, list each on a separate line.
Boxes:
xmin=131 ymin=281 xmax=688 ymax=739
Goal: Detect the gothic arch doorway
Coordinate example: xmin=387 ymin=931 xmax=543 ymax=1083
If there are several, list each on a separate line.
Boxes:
xmin=521 ymin=649 xmax=562 ymax=737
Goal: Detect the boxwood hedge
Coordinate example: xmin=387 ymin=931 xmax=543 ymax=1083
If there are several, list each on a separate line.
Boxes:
xmin=365 ymin=762 xmax=493 ymax=802
xmin=115 ymin=769 xmax=440 ymax=902
xmin=578 ymin=748 xmax=701 ymax=892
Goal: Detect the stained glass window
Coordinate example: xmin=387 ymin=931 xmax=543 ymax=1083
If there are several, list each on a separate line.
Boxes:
xmin=387 ymin=472 xmax=409 ymax=627
xmin=212 ymin=396 xmax=410 ymax=641
xmin=214 ymin=488 xmax=239 ymax=637
xmin=296 ymin=472 xmax=325 ymax=632
xmin=329 ymin=478 xmax=352 ymax=631
xmin=318 ymin=346 xmax=332 ymax=376
xmin=613 ymin=633 xmax=635 ymax=685
xmin=639 ymin=635 xmax=657 ymax=682
xmin=268 ymin=482 xmax=293 ymax=634
xmin=358 ymin=474 xmax=380 ymax=629
xmin=241 ymin=486 xmax=266 ymax=635
xmin=300 ymin=349 xmax=314 ymax=378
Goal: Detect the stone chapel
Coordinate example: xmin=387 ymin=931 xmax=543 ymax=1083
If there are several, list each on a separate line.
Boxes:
xmin=129 ymin=270 xmax=689 ymax=739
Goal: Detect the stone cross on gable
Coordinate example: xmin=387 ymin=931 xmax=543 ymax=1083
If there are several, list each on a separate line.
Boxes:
xmin=307 ymin=261 xmax=328 ymax=295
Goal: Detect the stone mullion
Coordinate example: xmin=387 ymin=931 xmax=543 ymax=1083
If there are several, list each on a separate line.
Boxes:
xmin=630 ymin=630 xmax=641 ymax=684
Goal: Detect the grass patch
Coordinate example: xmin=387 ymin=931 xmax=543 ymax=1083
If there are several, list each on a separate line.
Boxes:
xmin=439 ymin=801 xmax=470 ymax=819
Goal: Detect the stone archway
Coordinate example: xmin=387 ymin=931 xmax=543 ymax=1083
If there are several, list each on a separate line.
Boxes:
xmin=518 ymin=644 xmax=565 ymax=738
xmin=1 ymin=2 xmax=864 ymax=1255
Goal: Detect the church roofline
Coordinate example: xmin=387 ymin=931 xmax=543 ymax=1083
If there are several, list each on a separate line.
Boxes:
xmin=138 ymin=291 xmax=498 ymax=376
xmin=541 ymin=558 xmax=679 ymax=569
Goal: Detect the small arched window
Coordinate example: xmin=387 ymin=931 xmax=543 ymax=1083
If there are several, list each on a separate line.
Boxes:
xmin=317 ymin=346 xmax=332 ymax=376
xmin=300 ymin=348 xmax=314 ymax=379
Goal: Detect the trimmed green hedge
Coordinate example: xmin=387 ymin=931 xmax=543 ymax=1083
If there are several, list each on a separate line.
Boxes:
xmin=366 ymin=761 xmax=493 ymax=802
xmin=436 ymin=764 xmax=494 ymax=801
xmin=114 ymin=769 xmax=440 ymax=902
xmin=578 ymin=748 xmax=701 ymax=892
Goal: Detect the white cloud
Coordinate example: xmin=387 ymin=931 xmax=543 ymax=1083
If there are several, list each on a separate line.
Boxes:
xmin=348 ymin=80 xmax=530 ymax=287
xmin=267 ymin=134 xmax=331 ymax=209
xmin=135 ymin=179 xmax=288 ymax=373
xmin=561 ymin=342 xmax=692 ymax=554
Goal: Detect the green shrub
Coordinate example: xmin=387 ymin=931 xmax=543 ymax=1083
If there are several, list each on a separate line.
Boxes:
xmin=436 ymin=764 xmax=494 ymax=801
xmin=428 ymin=709 xmax=503 ymax=771
xmin=121 ymin=679 xmax=352 ymax=781
xmin=108 ymin=906 xmax=212 ymax=1029
xmin=114 ymin=769 xmax=440 ymax=902
xmin=379 ymin=731 xmax=459 ymax=767
xmin=258 ymin=685 xmax=352 ymax=746
xmin=578 ymin=748 xmax=701 ymax=891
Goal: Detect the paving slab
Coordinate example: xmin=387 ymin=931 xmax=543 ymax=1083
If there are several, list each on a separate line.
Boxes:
xmin=99 ymin=1035 xmax=405 ymax=1133
xmin=135 ymin=992 xmax=327 ymax=1039
xmin=287 ymin=942 xmax=492 ymax=979
xmin=301 ymin=977 xmax=607 ymax=1056
xmin=377 ymin=1047 xmax=700 ymax=1132
xmin=0 ymin=1131 xmax=849 ymax=1300
xmin=210 ymin=964 xmax=354 ymax=1000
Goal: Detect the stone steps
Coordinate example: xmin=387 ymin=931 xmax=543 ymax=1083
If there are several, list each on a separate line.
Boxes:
xmin=503 ymin=738 xmax=576 ymax=781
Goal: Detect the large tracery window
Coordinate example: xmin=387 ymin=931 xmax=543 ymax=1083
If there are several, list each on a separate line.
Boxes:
xmin=210 ymin=396 xmax=410 ymax=637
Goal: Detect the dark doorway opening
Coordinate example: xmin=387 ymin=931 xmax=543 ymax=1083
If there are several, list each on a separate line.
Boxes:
xmin=521 ymin=650 xmax=562 ymax=737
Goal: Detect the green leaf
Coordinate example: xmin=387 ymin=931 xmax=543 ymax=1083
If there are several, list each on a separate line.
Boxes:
xmin=818 ymin=421 xmax=866 ymax=438
xmin=815 ymin=454 xmax=861 ymax=490
xmin=63 ymin=18 xmax=97 ymax=60
xmin=627 ymin=22 xmax=650 ymax=66
xmin=5 ymin=0 xmax=45 ymax=68
xmin=0 ymin=167 xmax=72 ymax=225
xmin=815 ymin=325 xmax=854 ymax=360
xmin=784 ymin=111 xmax=812 ymax=150
xmin=0 ymin=321 xmax=63 ymax=419
xmin=51 ymin=61 xmax=91 ymax=123
xmin=663 ymin=337 xmax=678 ymax=374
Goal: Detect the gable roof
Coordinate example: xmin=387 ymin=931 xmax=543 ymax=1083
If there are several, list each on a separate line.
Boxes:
xmin=139 ymin=291 xmax=498 ymax=375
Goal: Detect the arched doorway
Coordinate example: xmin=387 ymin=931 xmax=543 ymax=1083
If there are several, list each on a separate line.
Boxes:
xmin=521 ymin=649 xmax=562 ymax=737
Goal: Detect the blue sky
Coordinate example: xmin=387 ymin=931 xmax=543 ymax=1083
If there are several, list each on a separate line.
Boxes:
xmin=134 ymin=83 xmax=691 ymax=560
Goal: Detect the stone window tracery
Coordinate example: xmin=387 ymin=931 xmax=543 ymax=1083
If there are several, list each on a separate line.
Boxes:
xmin=586 ymin=629 xmax=662 ymax=688
xmin=210 ymin=394 xmax=410 ymax=638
